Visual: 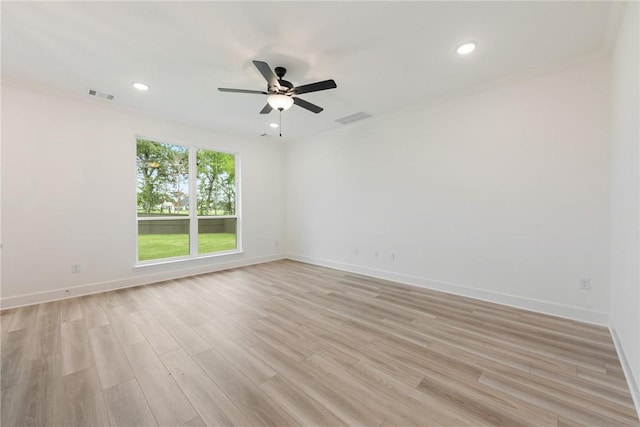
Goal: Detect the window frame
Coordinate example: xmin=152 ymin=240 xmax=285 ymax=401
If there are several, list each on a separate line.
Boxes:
xmin=134 ymin=136 xmax=242 ymax=267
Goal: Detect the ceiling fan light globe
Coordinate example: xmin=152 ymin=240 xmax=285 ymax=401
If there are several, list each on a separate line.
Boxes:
xmin=456 ymin=42 xmax=477 ymax=55
xmin=267 ymin=94 xmax=293 ymax=111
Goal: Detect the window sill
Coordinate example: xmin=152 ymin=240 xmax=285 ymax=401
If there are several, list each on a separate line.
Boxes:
xmin=134 ymin=249 xmax=243 ymax=269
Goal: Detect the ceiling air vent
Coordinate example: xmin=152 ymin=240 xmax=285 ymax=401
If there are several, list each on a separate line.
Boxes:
xmin=87 ymin=89 xmax=115 ymax=100
xmin=335 ymin=112 xmax=370 ymax=125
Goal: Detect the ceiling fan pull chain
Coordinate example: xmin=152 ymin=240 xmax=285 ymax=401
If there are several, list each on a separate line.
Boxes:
xmin=279 ymin=109 xmax=282 ymax=137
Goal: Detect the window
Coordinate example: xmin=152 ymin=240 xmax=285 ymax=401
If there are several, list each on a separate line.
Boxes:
xmin=136 ymin=138 xmax=238 ymax=263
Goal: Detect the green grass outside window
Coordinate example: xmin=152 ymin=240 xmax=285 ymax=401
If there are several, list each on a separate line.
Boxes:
xmin=138 ymin=233 xmax=236 ymax=261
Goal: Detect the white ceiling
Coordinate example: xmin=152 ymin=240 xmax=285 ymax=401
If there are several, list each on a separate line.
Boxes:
xmin=2 ymin=1 xmax=614 ymax=141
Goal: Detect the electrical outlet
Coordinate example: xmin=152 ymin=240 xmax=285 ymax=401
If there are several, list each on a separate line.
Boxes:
xmin=389 ymin=252 xmax=395 ymax=261
xmin=71 ymin=264 xmax=80 ymax=274
xmin=579 ymin=278 xmax=591 ymax=290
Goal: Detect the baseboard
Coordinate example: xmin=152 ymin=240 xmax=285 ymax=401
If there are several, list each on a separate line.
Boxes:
xmin=286 ymin=253 xmax=610 ymax=326
xmin=610 ymin=326 xmax=640 ymax=419
xmin=3 ymin=251 xmax=610 ymax=325
xmin=0 ymin=254 xmax=286 ymax=310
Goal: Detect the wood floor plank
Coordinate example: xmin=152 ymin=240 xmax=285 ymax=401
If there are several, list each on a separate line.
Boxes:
xmin=0 ymin=381 xmax=27 ymax=426
xmin=483 ymin=367 xmax=639 ymax=423
xmin=577 ymin=365 xmax=631 ymax=392
xmin=181 ymin=416 xmax=207 ymax=427
xmin=557 ymin=415 xmax=592 ymax=427
xmin=416 ymin=370 xmax=557 ymax=426
xmin=366 ymin=335 xmax=484 ymax=384
xmin=250 ymin=341 xmax=391 ymax=427
xmin=160 ymin=348 xmax=253 ymax=426
xmin=480 ymin=371 xmax=636 ymax=426
xmin=114 ymin=288 xmax=147 ymax=314
xmin=193 ymin=321 xmax=277 ymax=385
xmin=88 ymin=325 xmax=134 ymax=389
xmin=301 ymin=353 xmax=427 ymax=427
xmin=20 ymin=353 xmax=65 ymax=426
xmin=122 ymin=340 xmax=160 ymax=371
xmin=129 ymin=310 xmax=181 ymax=355
xmin=143 ymin=301 xmax=211 ymax=356
xmin=36 ymin=300 xmax=61 ymax=317
xmin=424 ymin=317 xmax=581 ymax=375
xmin=152 ymin=283 xmax=210 ymax=327
xmin=250 ymin=320 xmax=315 ymax=361
xmin=1 ymin=311 xmax=15 ymax=336
xmin=424 ymin=340 xmax=567 ymax=421
xmin=81 ymin=295 xmax=110 ymax=329
xmin=30 ymin=312 xmax=61 ymax=360
xmin=62 ymin=367 xmax=111 ymax=427
xmin=310 ymin=316 xmax=421 ymax=379
xmin=104 ymin=306 xmax=145 ymax=347
xmin=103 ymin=378 xmax=158 ymax=427
xmin=200 ymin=311 xmax=263 ymax=347
xmin=60 ymin=297 xmax=84 ymax=323
xmin=124 ymin=341 xmax=198 ymax=426
xmin=100 ymin=291 xmax=125 ymax=310
xmin=194 ymin=347 xmax=300 ymax=426
xmin=260 ymin=312 xmax=362 ymax=370
xmin=530 ymin=365 xmax=637 ymax=410
xmin=7 ymin=304 xmax=39 ymax=332
xmin=1 ymin=260 xmax=638 ymax=426
xmin=61 ymin=318 xmax=93 ymax=376
xmin=348 ymin=358 xmax=481 ymax=426
xmin=259 ymin=374 xmax=348 ymax=427
xmin=1 ymin=328 xmax=33 ymax=389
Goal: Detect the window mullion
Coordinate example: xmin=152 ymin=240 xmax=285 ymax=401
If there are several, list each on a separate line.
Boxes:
xmin=189 ymin=147 xmax=198 ymax=256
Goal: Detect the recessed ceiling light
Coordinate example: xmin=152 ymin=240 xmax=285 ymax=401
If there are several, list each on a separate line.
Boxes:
xmin=270 ymin=123 xmax=279 ymax=128
xmin=456 ymin=42 xmax=477 ymax=55
xmin=132 ymin=82 xmax=149 ymax=91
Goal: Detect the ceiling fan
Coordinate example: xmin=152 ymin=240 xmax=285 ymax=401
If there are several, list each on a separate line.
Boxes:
xmin=218 ymin=60 xmax=337 ymax=115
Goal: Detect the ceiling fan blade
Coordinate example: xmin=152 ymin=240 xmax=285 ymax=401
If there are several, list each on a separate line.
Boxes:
xmin=252 ymin=60 xmax=279 ymax=89
xmin=292 ymin=79 xmax=337 ymax=95
xmin=259 ymin=103 xmax=273 ymax=114
xmin=218 ymin=88 xmax=268 ymax=94
xmin=293 ymin=97 xmax=323 ymax=114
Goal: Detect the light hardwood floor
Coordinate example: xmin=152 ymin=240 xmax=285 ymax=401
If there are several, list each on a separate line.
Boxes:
xmin=1 ymin=260 xmax=638 ymax=426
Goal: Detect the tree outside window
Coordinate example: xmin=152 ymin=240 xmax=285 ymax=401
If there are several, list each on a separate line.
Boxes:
xmin=136 ymin=138 xmax=238 ymax=262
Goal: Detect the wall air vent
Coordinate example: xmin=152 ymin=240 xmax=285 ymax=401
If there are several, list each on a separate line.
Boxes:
xmin=87 ymin=89 xmax=115 ymax=100
xmin=335 ymin=112 xmax=371 ymax=125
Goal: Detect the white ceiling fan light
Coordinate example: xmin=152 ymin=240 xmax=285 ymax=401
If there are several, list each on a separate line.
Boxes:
xmin=267 ymin=94 xmax=294 ymax=111
xmin=132 ymin=82 xmax=149 ymax=91
xmin=456 ymin=41 xmax=477 ymax=55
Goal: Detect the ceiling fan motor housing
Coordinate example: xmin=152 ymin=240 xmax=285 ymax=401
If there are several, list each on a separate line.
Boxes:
xmin=277 ymin=79 xmax=293 ymax=91
xmin=270 ymin=67 xmax=293 ymax=93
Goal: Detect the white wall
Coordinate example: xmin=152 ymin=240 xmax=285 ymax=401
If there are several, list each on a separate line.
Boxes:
xmin=610 ymin=1 xmax=640 ymax=407
xmin=286 ymin=57 xmax=611 ymax=324
xmin=1 ymin=81 xmax=286 ymax=307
